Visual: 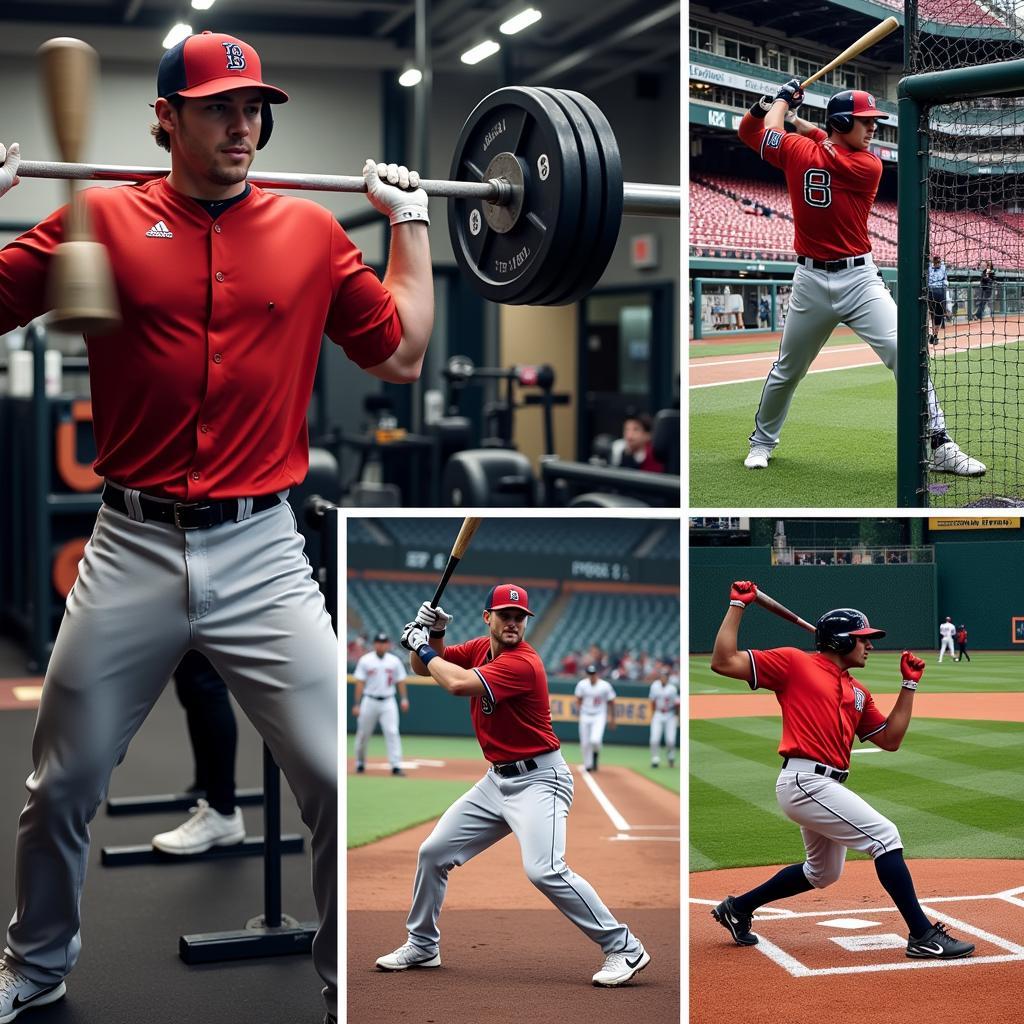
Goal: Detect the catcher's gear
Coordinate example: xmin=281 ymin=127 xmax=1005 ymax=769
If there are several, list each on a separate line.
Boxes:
xmin=825 ymin=89 xmax=888 ymax=134
xmin=775 ymin=78 xmax=804 ymax=111
xmin=729 ymin=580 xmax=757 ymax=608
xmin=814 ymin=608 xmax=886 ymax=655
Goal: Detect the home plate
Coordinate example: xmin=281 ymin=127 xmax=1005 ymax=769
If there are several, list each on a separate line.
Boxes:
xmin=831 ymin=934 xmax=907 ymax=952
xmin=819 ymin=918 xmax=886 ymax=930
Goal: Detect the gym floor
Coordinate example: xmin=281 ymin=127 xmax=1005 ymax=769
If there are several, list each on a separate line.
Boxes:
xmin=0 ymin=651 xmax=323 ymax=1024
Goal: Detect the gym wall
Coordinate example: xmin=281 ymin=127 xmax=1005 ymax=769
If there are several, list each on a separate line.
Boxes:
xmin=689 ymin=562 xmax=938 ymax=652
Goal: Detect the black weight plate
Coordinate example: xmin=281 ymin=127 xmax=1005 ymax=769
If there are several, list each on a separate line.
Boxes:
xmin=527 ymin=87 xmax=604 ymax=306
xmin=447 ymin=87 xmax=583 ymax=305
xmin=558 ymin=90 xmax=624 ymax=302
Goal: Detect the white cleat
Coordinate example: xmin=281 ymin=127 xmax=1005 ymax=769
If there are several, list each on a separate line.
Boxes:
xmin=151 ymin=800 xmax=245 ymax=855
xmin=375 ymin=942 xmax=441 ymax=971
xmin=592 ymin=944 xmax=650 ymax=987
xmin=929 ymin=441 xmax=986 ymax=477
xmin=743 ymin=445 xmax=771 ymax=469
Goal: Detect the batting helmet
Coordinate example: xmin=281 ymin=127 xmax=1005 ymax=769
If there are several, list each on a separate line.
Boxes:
xmin=826 ymin=90 xmax=888 ymax=134
xmin=815 ymin=608 xmax=886 ymax=655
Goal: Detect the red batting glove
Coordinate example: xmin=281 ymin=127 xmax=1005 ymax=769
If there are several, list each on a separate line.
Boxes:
xmin=900 ymin=650 xmax=925 ymax=689
xmin=729 ymin=580 xmax=757 ymax=608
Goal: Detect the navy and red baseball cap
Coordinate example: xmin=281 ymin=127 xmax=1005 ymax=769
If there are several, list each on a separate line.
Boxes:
xmin=826 ymin=89 xmax=888 ymax=123
xmin=157 ymin=31 xmax=289 ymax=104
xmin=373 ymin=632 xmax=389 ymax=643
xmin=484 ymin=584 xmax=534 ymax=616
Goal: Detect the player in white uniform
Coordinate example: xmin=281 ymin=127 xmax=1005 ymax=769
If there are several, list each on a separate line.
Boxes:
xmin=938 ymin=617 xmax=957 ymax=663
xmin=648 ymin=675 xmax=679 ymax=768
xmin=353 ymin=632 xmax=410 ymax=776
xmin=574 ymin=665 xmax=616 ymax=771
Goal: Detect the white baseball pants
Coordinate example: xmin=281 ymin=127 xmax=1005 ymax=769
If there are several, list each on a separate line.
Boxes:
xmin=776 ymin=761 xmax=902 ymax=888
xmin=354 ymin=695 xmax=402 ymax=769
xmin=750 ymin=258 xmax=945 ymax=448
xmin=578 ymin=713 xmax=607 ymax=770
xmin=650 ymin=711 xmax=677 ymax=762
xmin=939 ymin=637 xmax=956 ymax=661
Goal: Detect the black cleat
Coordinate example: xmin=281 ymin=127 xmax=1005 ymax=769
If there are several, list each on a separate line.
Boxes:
xmin=906 ymin=922 xmax=974 ymax=959
xmin=711 ymin=896 xmax=758 ymax=946
xmin=392 ymin=767 xmax=406 ymax=777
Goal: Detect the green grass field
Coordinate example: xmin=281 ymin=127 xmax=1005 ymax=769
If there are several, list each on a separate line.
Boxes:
xmin=689 ymin=364 xmax=896 ymax=507
xmin=691 ymin=716 xmax=1024 ymax=870
xmin=347 ymin=734 xmax=680 ymax=849
xmin=688 ymin=651 xmax=1024 ymax=695
xmin=690 ymin=329 xmax=857 ymax=360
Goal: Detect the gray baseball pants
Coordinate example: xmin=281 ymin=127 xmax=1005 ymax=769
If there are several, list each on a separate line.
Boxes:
xmin=3 ymin=498 xmax=337 ymax=1017
xmin=405 ymin=749 xmax=639 ymax=957
xmin=749 ymin=258 xmax=945 ymax=448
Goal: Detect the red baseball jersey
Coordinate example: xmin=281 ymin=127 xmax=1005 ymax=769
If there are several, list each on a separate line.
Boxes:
xmin=0 ymin=179 xmax=402 ymax=499
xmin=442 ymin=636 xmax=560 ymax=763
xmin=747 ymin=647 xmax=887 ymax=770
xmin=738 ymin=113 xmax=881 ymax=261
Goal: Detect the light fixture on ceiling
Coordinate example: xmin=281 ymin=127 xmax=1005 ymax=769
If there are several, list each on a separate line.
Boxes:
xmin=461 ymin=40 xmax=501 ymax=65
xmin=191 ymin=0 xmax=217 ymax=9
xmin=399 ymin=67 xmax=423 ymax=87
xmin=500 ymin=8 xmax=542 ymax=35
xmin=162 ymin=23 xmax=193 ymax=49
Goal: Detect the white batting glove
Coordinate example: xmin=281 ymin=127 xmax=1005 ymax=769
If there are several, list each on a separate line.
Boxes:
xmin=363 ymin=158 xmax=429 ymax=226
xmin=0 ymin=143 xmax=22 ymax=199
xmin=415 ymin=601 xmax=452 ymax=632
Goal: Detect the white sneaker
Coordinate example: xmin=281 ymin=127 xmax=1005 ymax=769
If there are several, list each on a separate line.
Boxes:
xmin=375 ymin=942 xmax=441 ymax=971
xmin=930 ymin=441 xmax=986 ymax=476
xmin=151 ymin=800 xmax=245 ymax=855
xmin=744 ymin=445 xmax=771 ymax=469
xmin=592 ymin=943 xmax=650 ymax=987
xmin=0 ymin=958 xmax=66 ymax=1022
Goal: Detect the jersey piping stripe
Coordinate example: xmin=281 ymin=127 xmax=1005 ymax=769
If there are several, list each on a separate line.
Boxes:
xmin=860 ymin=722 xmax=887 ymax=741
xmin=546 ymin=766 xmax=603 ymax=928
xmin=746 ymin=650 xmax=758 ymax=690
xmin=472 ymin=668 xmax=492 ymax=701
xmin=794 ymin=772 xmax=891 ymax=853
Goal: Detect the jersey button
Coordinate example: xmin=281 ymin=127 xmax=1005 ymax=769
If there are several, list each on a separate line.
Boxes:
xmin=212 ymin=353 xmax=222 ymax=364
xmin=214 ymin=224 xmax=222 ymax=234
xmin=191 ymin=471 xmax=200 ymax=481
xmin=215 ymin=271 xmax=225 ymax=282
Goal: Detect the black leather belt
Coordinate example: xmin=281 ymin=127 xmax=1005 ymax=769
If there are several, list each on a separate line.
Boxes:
xmin=102 ymin=482 xmax=281 ymax=530
xmin=492 ymin=758 xmax=538 ymax=778
xmin=783 ymin=757 xmax=849 ymax=783
xmin=365 ymin=695 xmax=392 ymax=701
xmin=798 ymin=255 xmax=866 ymax=272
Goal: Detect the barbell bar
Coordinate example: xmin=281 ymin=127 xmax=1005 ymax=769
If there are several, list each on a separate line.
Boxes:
xmin=12 ymin=161 xmax=680 ymax=217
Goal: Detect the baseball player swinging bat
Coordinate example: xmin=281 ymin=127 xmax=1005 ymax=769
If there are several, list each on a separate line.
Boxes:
xmin=430 ymin=516 xmax=482 ymax=608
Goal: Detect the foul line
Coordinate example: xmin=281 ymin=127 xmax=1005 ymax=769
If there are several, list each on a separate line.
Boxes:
xmin=691 ymin=360 xmax=881 ymax=389
xmin=577 ymin=766 xmax=631 ymax=831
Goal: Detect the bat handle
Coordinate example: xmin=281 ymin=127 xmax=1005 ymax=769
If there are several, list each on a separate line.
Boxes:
xmin=430 ymin=562 xmax=457 ymax=608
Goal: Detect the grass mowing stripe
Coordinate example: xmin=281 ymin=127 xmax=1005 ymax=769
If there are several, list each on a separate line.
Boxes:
xmin=689 ymin=652 xmax=1024 ymax=694
xmin=689 ymin=364 xmax=895 ymax=507
xmin=347 ymin=778 xmax=473 ymax=849
xmin=691 ymin=717 xmax=1024 ymax=869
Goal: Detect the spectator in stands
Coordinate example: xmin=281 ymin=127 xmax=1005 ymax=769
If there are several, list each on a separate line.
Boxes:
xmin=610 ymin=413 xmax=665 ymax=473
xmin=928 ymin=255 xmax=948 ymax=345
xmin=586 ymin=643 xmax=608 ymax=675
xmin=970 ymin=261 xmax=996 ymax=320
xmin=348 ymin=633 xmax=368 ymax=665
xmin=560 ymin=649 xmax=581 ymax=677
xmin=758 ymin=297 xmax=770 ymax=329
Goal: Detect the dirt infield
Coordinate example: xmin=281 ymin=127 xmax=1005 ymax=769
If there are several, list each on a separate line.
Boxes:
xmin=691 ymin=859 xmax=1024 ymax=1024
xmin=348 ymin=758 xmax=679 ymax=1024
xmin=690 ymin=690 xmax=1024 ymax=722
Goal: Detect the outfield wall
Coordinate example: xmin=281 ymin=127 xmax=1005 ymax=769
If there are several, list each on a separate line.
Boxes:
xmin=688 ymin=563 xmax=937 ymax=652
xmin=346 ymin=677 xmax=662 ymax=747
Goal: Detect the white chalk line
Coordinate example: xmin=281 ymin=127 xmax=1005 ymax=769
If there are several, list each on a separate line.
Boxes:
xmin=576 ymin=765 xmax=632 ymax=831
xmin=691 ymin=360 xmax=881 ymax=388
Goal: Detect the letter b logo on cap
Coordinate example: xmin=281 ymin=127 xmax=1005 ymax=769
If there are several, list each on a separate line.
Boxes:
xmin=222 ymin=42 xmax=247 ymax=70
xmin=510 ymin=589 xmax=519 ymax=602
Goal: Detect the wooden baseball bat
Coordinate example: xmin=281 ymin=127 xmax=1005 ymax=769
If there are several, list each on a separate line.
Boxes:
xmin=37 ymin=36 xmax=121 ymax=333
xmin=754 ymin=589 xmax=816 ymax=634
xmin=430 ymin=517 xmax=482 ymax=608
xmin=800 ymin=16 xmax=898 ymax=89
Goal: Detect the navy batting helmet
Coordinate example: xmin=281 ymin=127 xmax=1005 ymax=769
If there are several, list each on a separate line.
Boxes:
xmin=815 ymin=608 xmax=886 ymax=655
xmin=826 ymin=90 xmax=888 ymax=134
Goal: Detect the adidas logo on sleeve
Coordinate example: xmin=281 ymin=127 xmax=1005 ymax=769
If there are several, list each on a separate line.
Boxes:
xmin=145 ymin=220 xmax=174 ymax=238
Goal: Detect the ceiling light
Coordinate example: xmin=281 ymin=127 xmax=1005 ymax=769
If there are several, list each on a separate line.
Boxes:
xmin=399 ymin=67 xmax=423 ymax=87
xmin=500 ymin=8 xmax=542 ymax=35
xmin=461 ymin=40 xmax=501 ymax=65
xmin=191 ymin=0 xmax=217 ymax=10
xmin=162 ymin=23 xmax=193 ymax=49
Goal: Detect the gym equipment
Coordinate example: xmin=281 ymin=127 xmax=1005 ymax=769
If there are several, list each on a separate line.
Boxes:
xmin=540 ymin=457 xmax=680 ymax=507
xmin=15 ymin=77 xmax=679 ymax=308
xmin=442 ymin=449 xmax=536 ymax=506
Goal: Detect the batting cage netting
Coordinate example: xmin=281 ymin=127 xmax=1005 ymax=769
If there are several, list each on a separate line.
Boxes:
xmin=901 ymin=1 xmax=1024 ymax=507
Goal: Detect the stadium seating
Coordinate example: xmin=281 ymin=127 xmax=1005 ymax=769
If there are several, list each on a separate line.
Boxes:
xmin=877 ymin=0 xmax=1008 ymax=29
xmin=347 ymin=578 xmax=557 ymax=648
xmin=538 ymin=591 xmax=680 ymax=669
xmin=376 ymin=518 xmax=660 ymax=558
xmin=644 ymin=525 xmax=681 ymax=562
xmin=347 ymin=518 xmax=387 ymax=546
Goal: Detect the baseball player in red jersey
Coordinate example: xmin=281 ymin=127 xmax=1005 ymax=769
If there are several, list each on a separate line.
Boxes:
xmin=737 ymin=81 xmax=985 ymax=479
xmin=707 ymin=581 xmax=975 ymax=960
xmin=0 ymin=31 xmax=434 ymax=1024
xmin=374 ymin=584 xmax=650 ymax=987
